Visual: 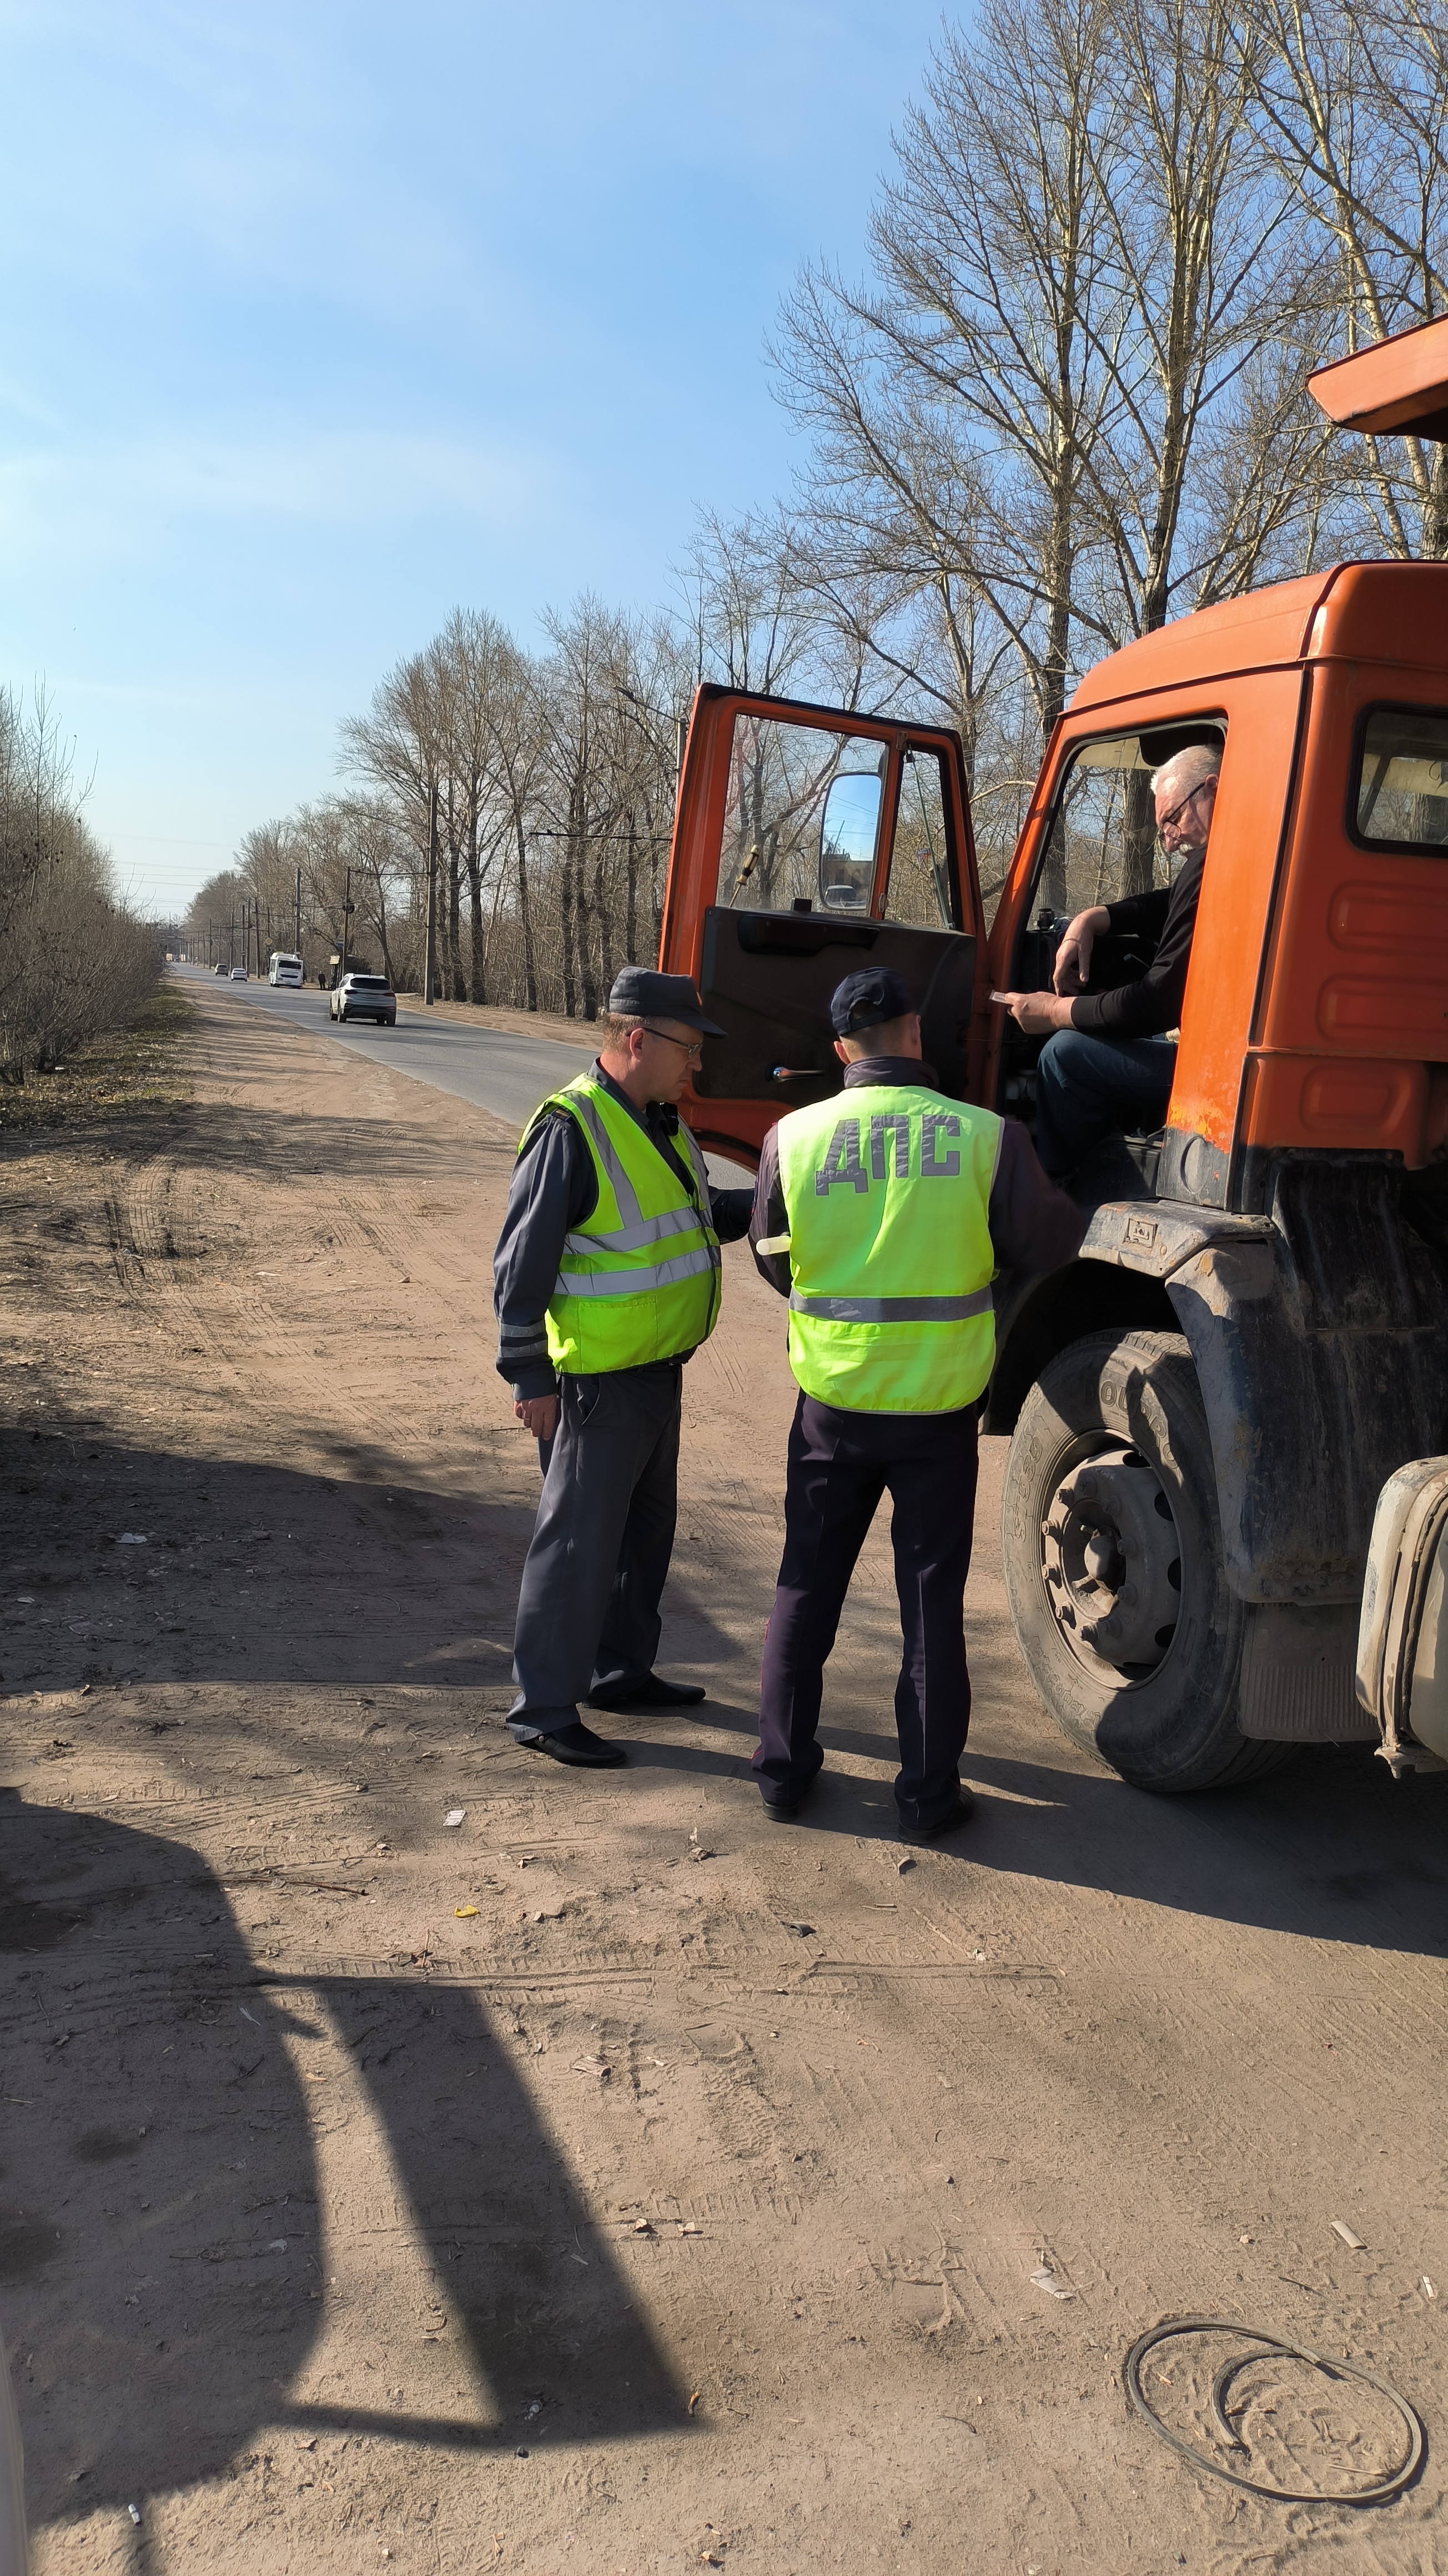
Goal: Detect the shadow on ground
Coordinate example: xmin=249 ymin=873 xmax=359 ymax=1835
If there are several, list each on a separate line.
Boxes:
xmin=0 ymin=1423 xmax=750 ymax=1702
xmin=0 ymin=1790 xmax=687 ymax=2523
xmin=703 ymin=1707 xmax=1448 ymax=1964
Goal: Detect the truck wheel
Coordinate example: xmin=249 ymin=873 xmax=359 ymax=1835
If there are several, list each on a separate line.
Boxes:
xmin=1000 ymin=1329 xmax=1291 ymax=1792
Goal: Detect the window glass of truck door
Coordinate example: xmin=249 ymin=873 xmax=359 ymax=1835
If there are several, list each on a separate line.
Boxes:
xmin=1020 ymin=721 xmax=1226 ymax=949
xmin=1354 ymin=707 xmax=1448 ymax=850
xmin=999 ymin=720 xmax=1225 ymax=1128
xmin=883 ymin=747 xmax=957 ymax=930
xmin=720 ymin=717 xmax=887 ymax=913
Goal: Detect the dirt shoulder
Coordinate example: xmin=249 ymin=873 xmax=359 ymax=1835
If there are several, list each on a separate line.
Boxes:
xmin=0 ymin=984 xmax=194 ymax=1140
xmin=2 ymin=979 xmax=1446 ymax=2575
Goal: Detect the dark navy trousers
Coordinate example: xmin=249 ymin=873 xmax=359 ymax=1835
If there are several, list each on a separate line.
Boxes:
xmin=755 ymin=1393 xmax=979 ymax=1828
xmin=510 ymin=1364 xmax=682 ymax=1734
xmin=1033 ymin=1028 xmax=1176 ymax=1182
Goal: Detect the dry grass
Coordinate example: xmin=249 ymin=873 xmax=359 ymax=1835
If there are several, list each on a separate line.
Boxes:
xmin=0 ymin=980 xmax=194 ymax=1138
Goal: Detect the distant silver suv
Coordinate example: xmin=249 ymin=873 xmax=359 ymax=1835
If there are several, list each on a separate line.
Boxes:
xmin=329 ymin=972 xmax=396 ymax=1028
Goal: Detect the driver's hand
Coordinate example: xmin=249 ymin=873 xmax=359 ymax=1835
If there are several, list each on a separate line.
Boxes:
xmin=514 ymin=1394 xmax=559 ymax=1443
xmin=1052 ymin=905 xmax=1109 ymax=994
xmin=995 ymin=990 xmax=1070 ymax=1035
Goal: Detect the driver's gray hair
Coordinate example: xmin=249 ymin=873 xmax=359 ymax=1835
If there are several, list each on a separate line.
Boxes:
xmin=1151 ymin=742 xmax=1221 ymax=801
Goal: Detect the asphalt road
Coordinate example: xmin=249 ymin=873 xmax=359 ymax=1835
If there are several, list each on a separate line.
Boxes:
xmin=173 ymin=964 xmax=599 ymax=1130
xmin=173 ymin=967 xmax=752 ymax=1186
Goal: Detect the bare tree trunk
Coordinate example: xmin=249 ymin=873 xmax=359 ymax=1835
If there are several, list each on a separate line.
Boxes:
xmin=445 ymin=846 xmax=462 ymax=1000
xmin=1122 ymin=770 xmax=1157 ymax=898
xmin=513 ymin=819 xmax=538 ymax=1012
xmin=574 ymin=793 xmax=597 ymax=1020
xmin=595 ymin=843 xmax=614 ymax=997
xmin=559 ymin=856 xmax=576 ymax=1019
xmin=465 ymin=805 xmax=486 ymax=1003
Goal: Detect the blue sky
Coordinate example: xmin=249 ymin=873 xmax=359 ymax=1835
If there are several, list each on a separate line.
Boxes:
xmin=0 ymin=1 xmax=952 ymax=915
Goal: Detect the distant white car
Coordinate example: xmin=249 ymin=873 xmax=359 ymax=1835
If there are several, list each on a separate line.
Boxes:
xmin=229 ymin=965 xmax=249 ymax=982
xmin=329 ymin=972 xmax=396 ymax=1027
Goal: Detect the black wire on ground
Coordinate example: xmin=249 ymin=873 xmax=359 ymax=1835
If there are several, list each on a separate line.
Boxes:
xmin=1123 ymin=2316 xmax=1425 ymax=2505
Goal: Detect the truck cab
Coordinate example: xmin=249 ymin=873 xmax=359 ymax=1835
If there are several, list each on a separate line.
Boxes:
xmin=657 ymin=321 xmax=1448 ymax=1793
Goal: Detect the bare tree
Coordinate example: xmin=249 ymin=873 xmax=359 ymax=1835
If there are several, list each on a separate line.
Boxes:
xmin=776 ymin=0 xmax=1130 ymax=744
xmin=0 ymin=688 xmax=159 ymax=1080
xmin=1246 ymin=0 xmax=1448 ymax=556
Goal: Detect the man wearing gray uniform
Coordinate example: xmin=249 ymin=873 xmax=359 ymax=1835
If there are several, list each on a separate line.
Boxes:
xmin=494 ymin=968 xmax=753 ymax=1768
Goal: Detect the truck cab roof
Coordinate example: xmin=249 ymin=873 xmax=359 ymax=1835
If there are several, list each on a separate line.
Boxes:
xmin=1070 ymin=561 xmax=1448 ymax=716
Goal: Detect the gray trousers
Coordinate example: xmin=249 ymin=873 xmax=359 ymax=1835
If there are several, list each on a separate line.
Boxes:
xmin=510 ymin=1364 xmax=682 ymax=1734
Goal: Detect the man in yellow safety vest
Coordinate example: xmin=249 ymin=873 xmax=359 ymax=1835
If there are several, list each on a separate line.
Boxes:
xmin=495 ymin=969 xmax=754 ymax=1767
xmin=750 ymin=969 xmax=1082 ymax=1838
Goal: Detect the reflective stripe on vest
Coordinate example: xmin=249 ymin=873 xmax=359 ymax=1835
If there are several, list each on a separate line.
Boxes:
xmin=521 ymin=1073 xmax=722 ymax=1372
xmin=776 ymin=1086 xmax=1001 ymax=1415
xmin=788 ymin=1287 xmax=995 ymax=1324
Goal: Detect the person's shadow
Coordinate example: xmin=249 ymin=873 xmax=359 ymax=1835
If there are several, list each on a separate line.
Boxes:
xmin=0 ymin=1787 xmax=686 ymax=2528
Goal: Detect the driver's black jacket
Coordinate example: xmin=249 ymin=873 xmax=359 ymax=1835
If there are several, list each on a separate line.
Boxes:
xmin=1067 ymin=843 xmax=1205 ymax=1038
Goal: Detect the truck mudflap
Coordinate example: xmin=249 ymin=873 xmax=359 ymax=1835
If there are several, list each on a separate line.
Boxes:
xmin=1080 ymin=1161 xmax=1448 ymax=1608
xmin=1356 ymin=1457 xmax=1448 ymax=1775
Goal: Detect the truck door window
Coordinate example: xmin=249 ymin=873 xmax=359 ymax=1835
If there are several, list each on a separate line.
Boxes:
xmin=883 ymin=747 xmax=957 ymax=929
xmin=721 ymin=716 xmax=887 ymax=913
xmin=1354 ymin=707 xmax=1448 ymax=850
xmin=1037 ymin=734 xmax=1172 ymax=920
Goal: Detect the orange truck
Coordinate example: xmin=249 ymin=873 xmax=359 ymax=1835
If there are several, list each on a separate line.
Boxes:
xmin=657 ymin=314 xmax=1448 ymax=1794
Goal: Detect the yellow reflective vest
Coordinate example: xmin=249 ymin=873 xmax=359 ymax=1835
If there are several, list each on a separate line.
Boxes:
xmin=523 ymin=1073 xmax=722 ymax=1375
xmin=774 ymin=1084 xmax=1001 ymax=1413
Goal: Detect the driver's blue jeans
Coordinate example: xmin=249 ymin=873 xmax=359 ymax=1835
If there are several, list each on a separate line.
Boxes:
xmin=1033 ymin=1029 xmax=1176 ymax=1182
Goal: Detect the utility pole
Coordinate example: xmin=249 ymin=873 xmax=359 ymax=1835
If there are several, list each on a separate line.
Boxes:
xmin=342 ymin=866 xmax=353 ymax=975
xmin=423 ymin=783 xmax=439 ymax=1006
xmin=295 ymin=864 xmax=302 ymax=958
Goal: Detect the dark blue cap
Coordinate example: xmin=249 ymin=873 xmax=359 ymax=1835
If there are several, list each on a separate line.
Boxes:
xmin=829 ymin=968 xmax=917 ymax=1038
xmin=607 ymin=967 xmax=725 ymax=1035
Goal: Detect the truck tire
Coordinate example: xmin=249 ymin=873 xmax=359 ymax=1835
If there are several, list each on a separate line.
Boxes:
xmin=1000 ymin=1329 xmax=1292 ymax=1792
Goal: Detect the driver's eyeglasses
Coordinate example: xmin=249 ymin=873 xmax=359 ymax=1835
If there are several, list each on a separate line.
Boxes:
xmin=641 ymin=1025 xmax=703 ymax=1063
xmin=1158 ymin=778 xmax=1217 ymax=833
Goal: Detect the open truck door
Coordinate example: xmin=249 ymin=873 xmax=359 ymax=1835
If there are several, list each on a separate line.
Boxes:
xmin=658 ymin=686 xmax=987 ymax=1167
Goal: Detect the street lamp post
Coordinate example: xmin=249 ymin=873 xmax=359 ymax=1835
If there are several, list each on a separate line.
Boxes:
xmin=423 ymin=784 xmax=439 ymax=1005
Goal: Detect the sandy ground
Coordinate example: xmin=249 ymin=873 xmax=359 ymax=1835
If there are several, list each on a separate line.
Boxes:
xmin=2 ymin=979 xmax=1447 ymax=2576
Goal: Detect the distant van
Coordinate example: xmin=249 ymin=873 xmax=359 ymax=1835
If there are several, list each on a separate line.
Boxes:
xmin=268 ymin=952 xmax=304 ymax=988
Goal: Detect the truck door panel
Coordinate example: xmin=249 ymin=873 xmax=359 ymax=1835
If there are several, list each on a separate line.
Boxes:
xmin=696 ymin=908 xmax=977 ymax=1114
xmin=660 ymin=686 xmax=984 ymax=1164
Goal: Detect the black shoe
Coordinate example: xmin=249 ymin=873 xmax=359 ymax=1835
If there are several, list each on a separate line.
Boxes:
xmin=759 ymin=1773 xmax=818 ymax=1823
xmin=587 ymin=1673 xmax=706 ymax=1712
xmin=511 ymin=1720 xmax=627 ymax=1769
xmin=897 ymin=1787 xmax=974 ymax=1844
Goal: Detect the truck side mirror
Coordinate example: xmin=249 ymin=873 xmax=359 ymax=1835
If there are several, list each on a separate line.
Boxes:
xmin=818 ymin=770 xmax=882 ymax=915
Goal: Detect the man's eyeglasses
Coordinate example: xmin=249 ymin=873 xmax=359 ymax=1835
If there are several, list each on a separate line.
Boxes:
xmin=1158 ymin=777 xmax=1218 ymax=834
xmin=641 ymin=1025 xmax=704 ymax=1063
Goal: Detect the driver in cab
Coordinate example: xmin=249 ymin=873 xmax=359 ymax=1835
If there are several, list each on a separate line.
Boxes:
xmin=995 ymin=743 xmax=1220 ymax=1186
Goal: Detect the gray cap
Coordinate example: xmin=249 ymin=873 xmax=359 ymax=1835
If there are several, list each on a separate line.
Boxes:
xmin=607 ymin=967 xmax=725 ymax=1036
